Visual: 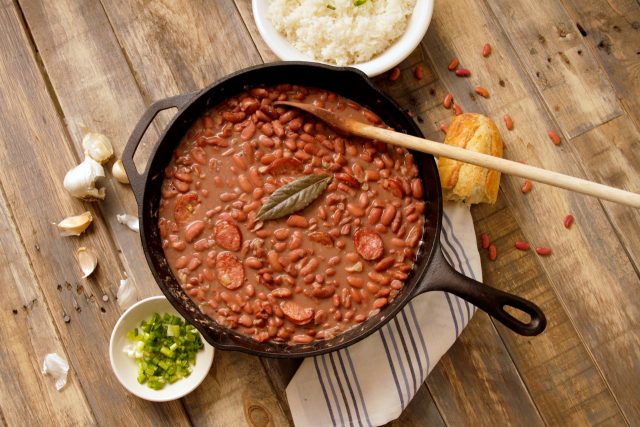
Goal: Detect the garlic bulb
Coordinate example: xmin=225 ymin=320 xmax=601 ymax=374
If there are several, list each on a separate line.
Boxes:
xmin=111 ymin=159 xmax=129 ymax=184
xmin=57 ymin=211 xmax=93 ymax=236
xmin=117 ymin=277 xmax=136 ymax=310
xmin=77 ymin=247 xmax=98 ymax=278
xmin=63 ymin=157 xmax=106 ymax=201
xmin=116 ymin=214 xmax=139 ymax=232
xmin=82 ymin=132 xmax=113 ymax=164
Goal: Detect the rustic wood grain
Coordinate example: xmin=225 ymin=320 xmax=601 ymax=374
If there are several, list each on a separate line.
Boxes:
xmin=0 ymin=188 xmax=95 ymax=426
xmin=472 ymin=198 xmax=627 ymax=426
xmin=561 ymin=0 xmax=640 ymax=130
xmin=386 ymin=385 xmax=446 ymax=427
xmin=183 ymin=352 xmax=292 ymax=426
xmin=486 ymin=0 xmax=623 ymax=138
xmin=233 ymin=0 xmax=279 ymax=63
xmin=423 ymin=0 xmax=640 ymax=422
xmin=0 ymin=1 xmax=190 ymax=424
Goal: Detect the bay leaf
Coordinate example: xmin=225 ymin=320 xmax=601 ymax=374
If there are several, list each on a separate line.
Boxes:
xmin=256 ymin=174 xmax=333 ymax=221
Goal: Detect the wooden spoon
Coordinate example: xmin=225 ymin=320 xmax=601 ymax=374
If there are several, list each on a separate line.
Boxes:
xmin=275 ymin=101 xmax=640 ymax=208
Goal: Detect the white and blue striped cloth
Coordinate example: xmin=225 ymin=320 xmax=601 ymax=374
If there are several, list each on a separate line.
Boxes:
xmin=287 ymin=201 xmax=480 ymax=426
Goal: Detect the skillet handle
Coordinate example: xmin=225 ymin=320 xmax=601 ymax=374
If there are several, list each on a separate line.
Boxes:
xmin=122 ymin=92 xmax=199 ymax=204
xmin=417 ymin=248 xmax=547 ymax=336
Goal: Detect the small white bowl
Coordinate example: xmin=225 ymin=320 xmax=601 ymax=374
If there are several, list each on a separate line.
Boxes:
xmin=109 ymin=296 xmax=214 ymax=402
xmin=252 ymin=0 xmax=434 ymax=77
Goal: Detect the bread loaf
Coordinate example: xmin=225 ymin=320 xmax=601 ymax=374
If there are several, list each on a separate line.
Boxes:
xmin=437 ymin=113 xmax=503 ymax=204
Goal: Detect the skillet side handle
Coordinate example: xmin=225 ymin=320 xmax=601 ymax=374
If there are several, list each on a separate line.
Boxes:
xmin=418 ymin=248 xmax=547 ymax=336
xmin=122 ymin=92 xmax=198 ymax=204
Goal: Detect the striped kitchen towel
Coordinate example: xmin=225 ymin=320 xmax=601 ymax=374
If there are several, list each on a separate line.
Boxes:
xmin=287 ymin=201 xmax=480 ymax=426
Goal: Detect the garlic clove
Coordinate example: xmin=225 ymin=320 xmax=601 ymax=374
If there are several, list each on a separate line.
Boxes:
xmin=116 ymin=214 xmax=139 ymax=232
xmin=82 ymin=132 xmax=113 ymax=164
xmin=345 ymin=261 xmax=363 ymax=273
xmin=63 ymin=157 xmax=106 ymax=201
xmin=77 ymin=247 xmax=98 ymax=278
xmin=117 ymin=276 xmax=137 ymax=310
xmin=111 ymin=159 xmax=129 ymax=184
xmin=57 ymin=211 xmax=93 ymax=236
xmin=41 ymin=353 xmax=69 ymax=391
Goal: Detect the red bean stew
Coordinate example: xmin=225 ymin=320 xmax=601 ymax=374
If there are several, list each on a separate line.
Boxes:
xmin=158 ymin=85 xmax=425 ymax=345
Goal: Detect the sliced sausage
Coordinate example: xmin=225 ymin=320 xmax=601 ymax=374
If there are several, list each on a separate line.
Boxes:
xmin=281 ymin=301 xmax=314 ymax=325
xmin=216 ymin=252 xmax=245 ymax=290
xmin=174 ymin=192 xmax=199 ymax=223
xmin=266 ymin=157 xmax=304 ymax=176
xmin=214 ymin=220 xmax=242 ymax=251
xmin=353 ymin=228 xmax=384 ymax=261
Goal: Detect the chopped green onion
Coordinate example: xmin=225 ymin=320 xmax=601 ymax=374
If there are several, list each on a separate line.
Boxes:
xmin=326 ymin=4 xmax=336 ymax=9
xmin=124 ymin=312 xmax=204 ymax=390
xmin=353 ymin=0 xmax=367 ymax=5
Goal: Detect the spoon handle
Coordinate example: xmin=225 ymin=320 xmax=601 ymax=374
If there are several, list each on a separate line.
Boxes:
xmin=356 ymin=124 xmax=640 ymax=208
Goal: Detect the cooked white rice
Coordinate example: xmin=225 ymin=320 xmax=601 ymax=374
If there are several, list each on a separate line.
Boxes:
xmin=268 ymin=0 xmax=416 ymax=66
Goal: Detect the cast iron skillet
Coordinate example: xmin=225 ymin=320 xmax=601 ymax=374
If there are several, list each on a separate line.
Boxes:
xmin=122 ymin=62 xmax=546 ymax=358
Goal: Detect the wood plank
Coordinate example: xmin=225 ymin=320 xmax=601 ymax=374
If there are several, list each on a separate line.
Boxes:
xmin=422 ymin=0 xmax=640 ymax=421
xmin=183 ymin=352 xmax=291 ymax=426
xmin=486 ymin=0 xmax=623 ymax=138
xmin=233 ymin=0 xmax=279 ymax=63
xmin=0 ymin=188 xmax=95 ymax=426
xmin=0 ymin=1 xmax=189 ymax=424
xmin=426 ymin=314 xmax=545 ymax=426
xmin=472 ymin=198 xmax=626 ymax=426
xmin=561 ymin=0 xmax=640 ymax=130
xmin=569 ymin=116 xmax=640 ymax=283
xmin=385 ymin=385 xmax=446 ymax=427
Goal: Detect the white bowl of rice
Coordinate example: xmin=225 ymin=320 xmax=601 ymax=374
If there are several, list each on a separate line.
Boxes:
xmin=252 ymin=0 xmax=433 ymax=77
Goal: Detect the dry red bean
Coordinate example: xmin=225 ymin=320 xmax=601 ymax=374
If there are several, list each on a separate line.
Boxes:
xmin=515 ymin=241 xmax=530 ymax=251
xmin=414 ymin=64 xmax=424 ymax=80
xmin=564 ymin=214 xmax=574 ymax=229
xmin=448 ymin=57 xmax=459 ymax=71
xmin=488 ymin=244 xmax=497 ymax=261
xmin=185 ymin=220 xmax=205 ymax=243
xmin=475 ymin=86 xmax=489 ymax=98
xmin=482 ymin=43 xmax=492 ymax=57
xmin=287 ymin=215 xmax=309 ymax=228
xmin=443 ymin=93 xmax=453 ymax=109
xmin=536 ymin=246 xmax=553 ymax=256
xmin=521 ymin=180 xmax=533 ymax=194
xmin=389 ymin=67 xmax=401 ymax=81
xmin=452 ymin=103 xmax=463 ymax=115
xmin=503 ymin=114 xmax=514 ymax=130
xmin=548 ymin=130 xmax=561 ymax=145
xmin=481 ymin=233 xmax=490 ymax=249
xmin=455 ymin=68 xmax=471 ymax=77
xmin=439 ymin=123 xmax=450 ymax=134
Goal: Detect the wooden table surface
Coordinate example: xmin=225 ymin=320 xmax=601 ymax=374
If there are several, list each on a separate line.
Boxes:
xmin=1 ymin=0 xmax=639 ymax=425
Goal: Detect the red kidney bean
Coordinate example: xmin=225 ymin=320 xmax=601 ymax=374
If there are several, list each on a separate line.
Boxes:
xmin=564 ymin=214 xmax=574 ymax=229
xmin=346 ymin=276 xmax=364 ymax=288
xmin=267 ymin=250 xmax=284 ymax=272
xmin=381 ymin=205 xmax=396 ymax=226
xmin=515 ymin=241 xmax=530 ymax=251
xmin=548 ymin=130 xmax=561 ymax=145
xmin=368 ymin=271 xmax=390 ymax=285
xmin=482 ymin=43 xmax=492 ymax=57
xmin=475 ymin=86 xmax=489 ymax=98
xmin=374 ymin=256 xmax=395 ymax=272
xmin=373 ymin=298 xmax=388 ymax=309
xmin=521 ymin=180 xmax=533 ymax=193
xmin=346 ymin=203 xmax=365 ymax=217
xmin=185 ymin=220 xmax=205 ymax=243
xmin=300 ymin=258 xmax=319 ymax=276
xmin=414 ymin=64 xmax=424 ymax=80
xmin=187 ymin=257 xmax=202 ymax=271
xmin=175 ymin=256 xmax=188 ymax=269
xmin=503 ymin=114 xmax=514 ymax=130
xmin=452 ymin=103 xmax=463 ymax=115
xmin=536 ymin=246 xmax=553 ymax=256
xmin=287 ymin=215 xmax=309 ymax=228
xmin=488 ymin=244 xmax=497 ymax=261
xmin=455 ymin=68 xmax=471 ymax=77
xmin=481 ymin=233 xmax=491 ymax=249
xmin=374 ymin=223 xmax=387 ymax=234
xmin=388 ymin=67 xmax=401 ymax=81
xmin=448 ymin=57 xmax=459 ymax=70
